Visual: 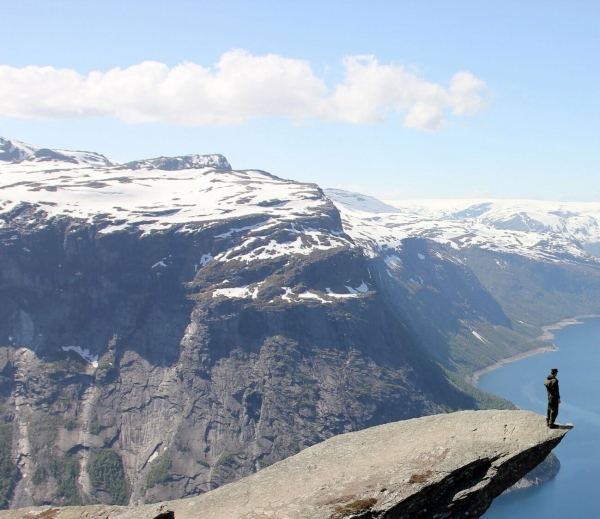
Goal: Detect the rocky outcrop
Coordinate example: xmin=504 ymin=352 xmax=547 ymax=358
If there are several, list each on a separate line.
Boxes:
xmin=0 ymin=410 xmax=571 ymax=519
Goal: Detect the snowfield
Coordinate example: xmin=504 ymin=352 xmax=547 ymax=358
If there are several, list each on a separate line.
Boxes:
xmin=3 ymin=137 xmax=600 ymax=267
xmin=0 ymin=138 xmax=350 ymax=265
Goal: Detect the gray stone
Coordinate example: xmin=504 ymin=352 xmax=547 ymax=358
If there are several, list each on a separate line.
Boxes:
xmin=0 ymin=410 xmax=570 ymax=519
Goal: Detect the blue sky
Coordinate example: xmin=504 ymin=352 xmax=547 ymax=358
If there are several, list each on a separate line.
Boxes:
xmin=1 ymin=1 xmax=600 ymax=201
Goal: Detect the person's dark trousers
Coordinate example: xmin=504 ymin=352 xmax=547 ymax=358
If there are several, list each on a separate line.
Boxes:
xmin=547 ymin=397 xmax=559 ymax=425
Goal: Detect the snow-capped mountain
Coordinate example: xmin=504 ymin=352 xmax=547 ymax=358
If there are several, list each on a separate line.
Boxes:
xmin=4 ymin=135 xmax=599 ymax=265
xmin=0 ymin=136 xmax=117 ymax=167
xmin=120 ymin=154 xmax=231 ymax=171
xmin=325 ymin=189 xmax=600 ymax=262
xmin=0 ymin=137 xmax=349 ymax=267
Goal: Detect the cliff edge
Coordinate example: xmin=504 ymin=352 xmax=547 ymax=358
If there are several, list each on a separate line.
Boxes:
xmin=0 ymin=410 xmax=570 ymax=519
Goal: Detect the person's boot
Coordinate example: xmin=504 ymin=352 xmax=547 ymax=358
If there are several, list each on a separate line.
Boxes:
xmin=549 ymin=423 xmax=558 ymax=429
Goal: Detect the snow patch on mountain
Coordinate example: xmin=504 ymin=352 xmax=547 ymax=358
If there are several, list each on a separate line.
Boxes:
xmin=471 ymin=331 xmax=489 ymax=344
xmin=196 ymin=254 xmax=213 ymax=271
xmin=213 ymin=286 xmax=254 ymax=299
xmin=61 ymin=346 xmax=99 ymax=367
xmin=297 ymin=291 xmax=332 ymax=304
xmin=214 ymin=232 xmax=347 ymax=264
xmin=384 ymin=255 xmax=402 ymax=269
xmin=325 ymin=287 xmax=361 ymax=298
xmin=344 ymin=282 xmax=369 ymax=294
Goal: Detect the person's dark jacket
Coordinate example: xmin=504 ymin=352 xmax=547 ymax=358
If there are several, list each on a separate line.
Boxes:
xmin=544 ymin=374 xmax=560 ymax=401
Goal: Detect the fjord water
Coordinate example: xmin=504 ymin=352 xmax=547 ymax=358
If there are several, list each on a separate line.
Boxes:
xmin=479 ymin=317 xmax=600 ymax=518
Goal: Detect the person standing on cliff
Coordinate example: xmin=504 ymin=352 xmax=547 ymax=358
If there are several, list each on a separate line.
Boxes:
xmin=544 ymin=368 xmax=561 ymax=428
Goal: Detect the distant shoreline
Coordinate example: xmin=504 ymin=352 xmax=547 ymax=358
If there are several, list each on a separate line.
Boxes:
xmin=536 ymin=314 xmax=600 ymax=341
xmin=468 ymin=345 xmax=558 ymax=386
xmin=469 ymin=314 xmax=600 ymax=386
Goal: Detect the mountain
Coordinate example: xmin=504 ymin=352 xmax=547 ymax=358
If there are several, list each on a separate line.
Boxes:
xmin=0 ymin=137 xmax=117 ymax=168
xmin=326 ymin=190 xmax=600 ymax=329
xmin=326 ymin=191 xmax=600 ymax=261
xmin=0 ymin=137 xmax=592 ymax=509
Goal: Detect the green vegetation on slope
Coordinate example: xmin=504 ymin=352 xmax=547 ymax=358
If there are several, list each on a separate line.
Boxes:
xmin=445 ymin=370 xmax=515 ymax=411
xmin=26 ymin=411 xmax=81 ymax=505
xmin=0 ymin=424 xmax=18 ymax=509
xmin=145 ymin=455 xmax=172 ymax=488
xmin=465 ymin=249 xmax=600 ymax=327
xmin=88 ymin=449 xmax=130 ymax=505
xmin=448 ymin=321 xmax=549 ymax=376
xmin=89 ymin=414 xmax=101 ymax=435
xmin=48 ymin=456 xmax=81 ymax=505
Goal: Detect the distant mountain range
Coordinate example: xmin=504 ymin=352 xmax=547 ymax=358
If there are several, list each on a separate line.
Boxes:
xmin=1 ymin=137 xmax=598 ymax=509
xmin=326 ymin=189 xmax=600 ymax=260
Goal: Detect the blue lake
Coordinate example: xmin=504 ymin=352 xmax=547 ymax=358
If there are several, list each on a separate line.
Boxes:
xmin=479 ymin=317 xmax=600 ymax=518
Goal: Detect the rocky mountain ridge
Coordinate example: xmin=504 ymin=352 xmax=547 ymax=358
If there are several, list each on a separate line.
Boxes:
xmin=0 ymin=137 xmax=116 ymax=168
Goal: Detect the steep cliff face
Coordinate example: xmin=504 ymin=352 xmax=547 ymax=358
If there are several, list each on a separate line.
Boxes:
xmin=365 ymin=238 xmax=515 ymax=372
xmin=0 ymin=410 xmax=571 ymax=519
xmin=0 ymin=140 xmax=519 ymax=508
xmin=0 ymin=206 xmax=479 ymax=507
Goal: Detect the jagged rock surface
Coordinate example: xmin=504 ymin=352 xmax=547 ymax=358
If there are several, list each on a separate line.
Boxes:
xmin=0 ymin=410 xmax=570 ymax=519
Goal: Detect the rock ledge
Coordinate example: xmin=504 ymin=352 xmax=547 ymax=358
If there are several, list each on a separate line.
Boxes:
xmin=0 ymin=410 xmax=570 ymax=519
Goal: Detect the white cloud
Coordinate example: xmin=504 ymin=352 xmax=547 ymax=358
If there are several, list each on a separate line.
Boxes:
xmin=404 ymin=103 xmax=446 ymax=131
xmin=449 ymin=71 xmax=489 ymax=116
xmin=0 ymin=50 xmax=489 ymax=131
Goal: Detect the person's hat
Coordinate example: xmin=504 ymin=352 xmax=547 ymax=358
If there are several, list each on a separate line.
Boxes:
xmin=551 ymin=368 xmax=558 ymax=373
